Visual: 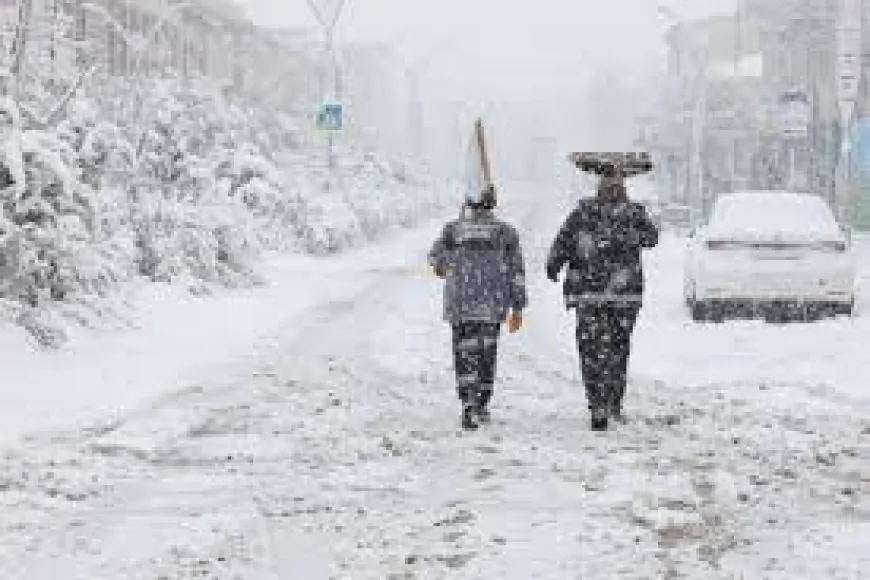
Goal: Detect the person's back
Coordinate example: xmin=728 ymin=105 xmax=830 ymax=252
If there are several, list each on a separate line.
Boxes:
xmin=431 ymin=207 xmax=525 ymax=323
xmin=548 ymin=196 xmax=657 ymax=306
xmin=429 ymin=187 xmax=527 ymax=430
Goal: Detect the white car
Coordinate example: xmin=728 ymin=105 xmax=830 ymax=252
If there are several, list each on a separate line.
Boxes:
xmin=683 ymin=191 xmax=856 ymax=321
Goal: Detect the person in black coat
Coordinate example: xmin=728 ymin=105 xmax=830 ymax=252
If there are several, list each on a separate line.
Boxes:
xmin=545 ymin=175 xmax=659 ymax=431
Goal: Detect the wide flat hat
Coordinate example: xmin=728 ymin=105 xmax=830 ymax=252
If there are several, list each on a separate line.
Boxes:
xmin=568 ymin=152 xmax=653 ymax=178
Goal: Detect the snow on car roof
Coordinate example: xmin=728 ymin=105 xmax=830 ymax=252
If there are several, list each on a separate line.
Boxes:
xmin=707 ymin=191 xmax=842 ymax=241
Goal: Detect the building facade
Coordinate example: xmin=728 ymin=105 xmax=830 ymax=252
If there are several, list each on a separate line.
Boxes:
xmin=655 ymin=0 xmax=847 ymax=220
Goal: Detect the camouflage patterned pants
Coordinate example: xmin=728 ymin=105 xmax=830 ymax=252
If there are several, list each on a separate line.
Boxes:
xmin=575 ymin=303 xmax=640 ymax=414
xmin=451 ymin=322 xmax=500 ymax=406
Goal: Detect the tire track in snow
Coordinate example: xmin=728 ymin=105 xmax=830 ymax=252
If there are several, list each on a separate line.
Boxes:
xmin=4 ymin=355 xmax=866 ymax=578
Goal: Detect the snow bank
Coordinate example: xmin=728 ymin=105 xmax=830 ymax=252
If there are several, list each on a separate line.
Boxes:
xmin=0 ymin=78 xmax=447 ymax=348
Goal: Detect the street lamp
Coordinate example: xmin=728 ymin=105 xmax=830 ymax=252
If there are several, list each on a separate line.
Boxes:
xmin=657 ymin=3 xmax=708 ymax=220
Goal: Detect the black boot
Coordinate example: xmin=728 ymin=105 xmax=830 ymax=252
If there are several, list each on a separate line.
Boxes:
xmin=610 ymin=380 xmax=627 ymax=424
xmin=461 ymin=403 xmax=479 ymax=431
xmin=590 ymin=407 xmax=609 ymax=431
xmin=476 ymin=388 xmax=492 ymax=424
xmin=610 ymin=398 xmax=627 ymax=424
xmin=610 ymin=407 xmax=627 ymax=424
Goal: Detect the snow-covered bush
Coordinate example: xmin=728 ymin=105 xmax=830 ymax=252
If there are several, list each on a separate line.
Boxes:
xmin=213 ymin=144 xmax=306 ymax=252
xmin=0 ymin=112 xmax=127 ymax=302
xmin=0 ymin=77 xmax=445 ymax=347
xmin=294 ymin=147 xmax=442 ymax=254
xmin=0 ymin=98 xmax=133 ymax=346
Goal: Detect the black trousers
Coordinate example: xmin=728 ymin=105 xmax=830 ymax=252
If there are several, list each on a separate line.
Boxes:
xmin=575 ymin=303 xmax=640 ymax=413
xmin=451 ymin=322 xmax=501 ymax=406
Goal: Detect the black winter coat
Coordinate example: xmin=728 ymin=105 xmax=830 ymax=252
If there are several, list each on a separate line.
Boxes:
xmin=545 ymin=199 xmax=659 ymax=308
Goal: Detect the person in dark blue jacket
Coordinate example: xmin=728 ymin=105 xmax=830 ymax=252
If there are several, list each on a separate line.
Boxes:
xmin=429 ymin=184 xmax=528 ymax=430
xmin=546 ymin=175 xmax=658 ymax=431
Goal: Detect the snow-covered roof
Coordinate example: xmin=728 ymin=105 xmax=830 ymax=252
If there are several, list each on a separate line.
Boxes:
xmin=707 ymin=191 xmax=842 ymax=242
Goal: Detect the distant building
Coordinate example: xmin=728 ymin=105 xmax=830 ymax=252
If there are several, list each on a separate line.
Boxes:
xmin=0 ymin=0 xmax=324 ymax=115
xmin=657 ymin=0 xmax=844 ymax=217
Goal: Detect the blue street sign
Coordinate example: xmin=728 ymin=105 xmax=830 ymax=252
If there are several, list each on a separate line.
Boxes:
xmin=316 ymin=102 xmax=342 ymax=131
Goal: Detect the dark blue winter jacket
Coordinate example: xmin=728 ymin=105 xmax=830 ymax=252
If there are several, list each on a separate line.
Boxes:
xmin=429 ymin=209 xmax=527 ymax=324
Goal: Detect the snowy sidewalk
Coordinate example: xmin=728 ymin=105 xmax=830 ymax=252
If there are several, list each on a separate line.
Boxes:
xmin=0 ymin=220 xmax=444 ymax=446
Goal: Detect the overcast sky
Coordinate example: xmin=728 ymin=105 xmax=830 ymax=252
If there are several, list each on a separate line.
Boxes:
xmin=238 ymin=0 xmax=737 ymax=168
xmin=239 ymin=0 xmax=735 ymax=102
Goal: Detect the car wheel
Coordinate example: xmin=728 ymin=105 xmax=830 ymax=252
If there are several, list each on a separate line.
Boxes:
xmin=763 ymin=304 xmax=788 ymax=323
xmin=834 ymin=299 xmax=854 ymax=317
xmin=709 ymin=303 xmax=725 ymax=323
xmin=803 ymin=303 xmax=823 ymax=322
xmin=692 ymin=300 xmax=726 ymax=323
xmin=690 ymin=300 xmax=709 ymax=322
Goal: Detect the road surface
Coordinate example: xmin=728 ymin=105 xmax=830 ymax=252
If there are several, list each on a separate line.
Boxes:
xmin=1 ymin=182 xmax=868 ymax=579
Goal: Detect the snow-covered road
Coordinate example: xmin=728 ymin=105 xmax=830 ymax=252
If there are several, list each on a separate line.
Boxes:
xmin=1 ymin=183 xmax=868 ymax=579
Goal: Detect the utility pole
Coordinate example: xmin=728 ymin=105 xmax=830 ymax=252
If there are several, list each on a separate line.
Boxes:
xmin=406 ymin=67 xmax=423 ymax=159
xmin=693 ymin=69 xmax=707 ymax=216
xmin=306 ymin=0 xmax=347 ymax=190
xmin=835 ymin=0 xmax=863 ymax=222
xmin=731 ymin=2 xmax=741 ymax=191
xmin=656 ymin=3 xmax=708 ymax=218
xmin=10 ymin=0 xmax=35 ymax=98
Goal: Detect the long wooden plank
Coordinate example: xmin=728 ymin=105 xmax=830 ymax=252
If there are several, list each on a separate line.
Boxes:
xmin=474 ymin=118 xmax=493 ymax=188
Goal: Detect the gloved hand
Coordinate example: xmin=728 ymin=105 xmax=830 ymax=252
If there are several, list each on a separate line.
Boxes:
xmin=507 ymin=310 xmax=523 ymax=333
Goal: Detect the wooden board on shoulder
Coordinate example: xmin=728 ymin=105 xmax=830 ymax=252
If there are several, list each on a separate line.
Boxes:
xmin=465 ymin=118 xmax=496 ymax=206
xmin=474 ymin=118 xmax=493 ymax=189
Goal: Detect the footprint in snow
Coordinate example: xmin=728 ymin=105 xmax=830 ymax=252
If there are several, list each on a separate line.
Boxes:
xmin=434 ymin=509 xmax=476 ymax=528
xmin=474 ymin=467 xmax=497 ymax=481
xmin=436 ymin=552 xmax=476 ymax=569
xmin=475 ymin=444 xmax=499 ymax=454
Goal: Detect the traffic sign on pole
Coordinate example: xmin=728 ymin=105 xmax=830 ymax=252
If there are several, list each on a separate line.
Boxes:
xmin=778 ymin=89 xmax=810 ymax=139
xmin=316 ymin=102 xmax=343 ymax=131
